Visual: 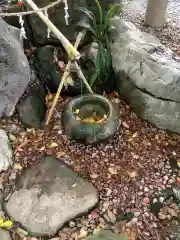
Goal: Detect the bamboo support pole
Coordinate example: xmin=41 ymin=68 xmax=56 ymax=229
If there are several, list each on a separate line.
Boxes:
xmin=24 ymin=0 xmax=80 ymax=60
xmin=45 ymin=31 xmax=94 ymax=125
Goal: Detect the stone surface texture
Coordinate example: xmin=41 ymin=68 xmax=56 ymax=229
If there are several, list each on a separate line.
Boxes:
xmin=26 ymin=0 xmax=121 ymax=45
xmin=4 ymin=156 xmax=98 ymax=237
xmin=0 ymin=129 xmax=13 ymax=172
xmin=86 ymin=230 xmax=128 ymax=240
xmin=110 ymin=17 xmax=180 ymax=133
xmin=0 ymin=230 xmax=12 ymax=240
xmin=0 ymin=18 xmax=30 ymax=117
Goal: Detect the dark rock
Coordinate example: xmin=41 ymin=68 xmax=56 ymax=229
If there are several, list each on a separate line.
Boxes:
xmin=34 ymin=45 xmax=92 ymax=95
xmin=110 ymin=17 xmax=180 ymax=134
xmin=26 ymin=0 xmax=120 ymax=45
xmin=86 ymin=230 xmax=127 ymax=240
xmin=149 ymin=200 xmax=162 ymax=216
xmin=0 ymin=18 xmax=30 ymax=117
xmin=4 ymin=156 xmax=98 ymax=237
xmin=34 ymin=45 xmax=61 ymax=93
xmin=17 ymin=82 xmax=46 ymax=129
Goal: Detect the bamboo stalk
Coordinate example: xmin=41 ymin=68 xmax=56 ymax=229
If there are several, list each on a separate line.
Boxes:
xmin=24 ymin=0 xmax=80 ymax=60
xmin=46 ymin=31 xmax=93 ymax=125
xmin=74 ymin=62 xmax=93 ymax=94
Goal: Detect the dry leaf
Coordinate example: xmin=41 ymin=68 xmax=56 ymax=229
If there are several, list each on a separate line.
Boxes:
xmin=128 ymin=171 xmax=137 ymax=178
xmin=8 ymin=134 xmax=17 ymax=142
xmin=122 ymin=230 xmax=137 ymax=240
xmin=108 ymin=166 xmax=118 ymax=175
xmin=13 ymin=164 xmax=23 ymax=170
xmin=81 ymin=117 xmax=96 ymax=124
xmin=39 ymin=146 xmax=45 ymax=151
xmin=177 ymin=159 xmax=180 ymax=168
xmin=90 ymin=173 xmax=98 ymax=179
xmin=49 ymin=142 xmax=58 ymax=148
xmin=132 ymin=132 xmax=138 ymax=138
xmin=75 ymin=109 xmax=80 ymax=114
xmin=56 ymin=151 xmax=66 ymax=158
xmin=122 ymin=121 xmax=130 ymax=129
xmin=64 ymin=74 xmax=74 ymax=87
xmin=72 ymin=183 xmax=76 ymax=188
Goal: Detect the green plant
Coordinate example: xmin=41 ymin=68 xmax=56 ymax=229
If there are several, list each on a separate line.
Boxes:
xmin=77 ymin=0 xmax=121 ymax=88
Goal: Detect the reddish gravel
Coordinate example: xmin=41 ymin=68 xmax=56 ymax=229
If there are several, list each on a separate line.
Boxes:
xmin=2 ymin=93 xmax=180 ymax=240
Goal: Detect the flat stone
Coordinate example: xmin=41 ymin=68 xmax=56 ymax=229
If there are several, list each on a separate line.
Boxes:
xmin=0 ymin=230 xmax=12 ymax=240
xmin=0 ymin=129 xmax=13 ymax=172
xmin=4 ymin=156 xmax=98 ymax=237
xmin=86 ymin=230 xmax=128 ymax=240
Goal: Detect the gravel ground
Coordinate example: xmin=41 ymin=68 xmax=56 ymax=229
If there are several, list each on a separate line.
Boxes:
xmin=0 ymin=93 xmax=180 ymax=240
xmin=0 ymin=2 xmax=180 ymax=240
xmin=122 ymin=0 xmax=180 ymax=56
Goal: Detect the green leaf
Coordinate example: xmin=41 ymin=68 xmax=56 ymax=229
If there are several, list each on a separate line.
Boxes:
xmin=76 ymin=22 xmax=97 ymax=37
xmin=89 ymin=70 xmax=99 ymax=87
xmin=77 ymin=7 xmax=95 ymax=21
xmin=104 ymin=4 xmax=121 ymax=30
xmin=94 ymin=0 xmax=103 ymax=24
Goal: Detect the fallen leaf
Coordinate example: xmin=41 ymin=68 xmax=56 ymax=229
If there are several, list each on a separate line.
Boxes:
xmin=108 ymin=166 xmax=118 ymax=175
xmin=177 ymin=159 xmax=180 ymax=168
xmin=56 ymin=151 xmax=66 ymax=158
xmin=64 ymin=74 xmax=74 ymax=87
xmin=78 ymin=227 xmax=88 ymax=239
xmin=122 ymin=122 xmax=130 ymax=129
xmin=48 ymin=142 xmax=58 ymax=148
xmin=90 ymin=173 xmax=98 ymax=179
xmin=132 ymin=154 xmax=139 ymax=159
xmin=128 ymin=171 xmax=137 ymax=178
xmin=8 ymin=134 xmax=17 ymax=142
xmin=75 ymin=109 xmax=80 ymax=114
xmin=81 ymin=117 xmax=96 ymax=124
xmin=0 ymin=218 xmax=13 ymax=228
xmin=122 ymin=230 xmax=137 ymax=240
xmin=13 ymin=164 xmax=23 ymax=170
xmin=89 ymin=211 xmax=99 ymax=219
xmin=132 ymin=132 xmax=138 ymax=138
xmin=39 ymin=146 xmax=45 ymax=151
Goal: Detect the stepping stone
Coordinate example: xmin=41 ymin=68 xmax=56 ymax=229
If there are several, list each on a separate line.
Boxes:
xmin=0 ymin=230 xmax=12 ymax=240
xmin=4 ymin=156 xmax=98 ymax=237
xmin=86 ymin=230 xmax=128 ymax=240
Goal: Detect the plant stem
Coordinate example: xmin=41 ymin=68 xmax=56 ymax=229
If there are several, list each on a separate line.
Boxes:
xmin=24 ymin=0 xmax=80 ymax=60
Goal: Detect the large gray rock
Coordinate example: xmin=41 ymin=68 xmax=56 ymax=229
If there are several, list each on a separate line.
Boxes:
xmin=110 ymin=17 xmax=180 ymax=133
xmin=0 ymin=230 xmax=12 ymax=240
xmin=0 ymin=129 xmax=13 ymax=172
xmin=26 ymin=0 xmax=120 ymax=45
xmin=4 ymin=156 xmax=98 ymax=237
xmin=0 ymin=18 xmax=30 ymax=117
xmin=110 ymin=17 xmax=180 ymax=102
xmin=117 ymin=73 xmax=180 ymax=133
